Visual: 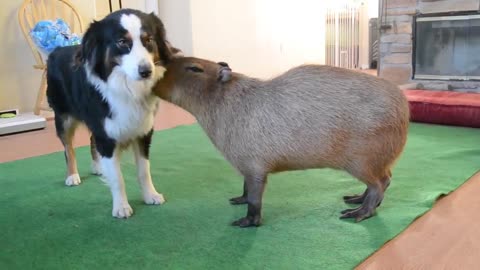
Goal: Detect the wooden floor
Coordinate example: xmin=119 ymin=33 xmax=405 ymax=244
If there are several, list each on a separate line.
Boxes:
xmin=1 ymin=100 xmax=479 ymax=269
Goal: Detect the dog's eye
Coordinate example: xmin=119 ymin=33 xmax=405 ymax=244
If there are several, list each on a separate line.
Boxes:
xmin=146 ymin=37 xmax=154 ymax=44
xmin=186 ymin=66 xmax=204 ymax=73
xmin=117 ymin=38 xmax=127 ymax=47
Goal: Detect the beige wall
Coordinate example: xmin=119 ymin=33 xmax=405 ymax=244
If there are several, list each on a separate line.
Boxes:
xmin=159 ymin=0 xmax=329 ymax=79
xmin=189 ymin=0 xmax=327 ymax=79
xmin=0 ymin=0 xmax=95 ymax=113
xmin=1 ymin=0 xmax=374 ymax=112
xmin=158 ymin=0 xmax=193 ymax=56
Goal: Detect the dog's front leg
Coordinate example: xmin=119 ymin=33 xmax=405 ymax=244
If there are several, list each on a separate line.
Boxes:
xmin=96 ymin=137 xmax=133 ymax=218
xmin=133 ymin=130 xmax=165 ymax=205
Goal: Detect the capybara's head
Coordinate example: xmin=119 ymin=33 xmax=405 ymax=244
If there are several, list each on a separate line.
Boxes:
xmin=153 ymin=57 xmax=232 ymax=105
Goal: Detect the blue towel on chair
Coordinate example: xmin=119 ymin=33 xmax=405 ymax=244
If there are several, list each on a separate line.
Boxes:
xmin=30 ymin=18 xmax=81 ymax=55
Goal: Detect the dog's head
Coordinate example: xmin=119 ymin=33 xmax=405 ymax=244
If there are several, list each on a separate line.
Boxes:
xmin=79 ymin=9 xmax=176 ymax=88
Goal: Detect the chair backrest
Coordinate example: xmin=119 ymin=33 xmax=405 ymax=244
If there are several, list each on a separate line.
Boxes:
xmin=18 ymin=0 xmax=85 ymax=67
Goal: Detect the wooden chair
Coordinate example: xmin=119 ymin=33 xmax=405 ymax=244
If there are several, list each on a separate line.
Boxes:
xmin=18 ymin=0 xmax=84 ymax=115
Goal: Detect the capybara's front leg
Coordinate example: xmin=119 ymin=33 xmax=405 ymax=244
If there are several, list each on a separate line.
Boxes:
xmin=231 ymin=174 xmax=266 ymax=227
xmin=229 ymin=181 xmax=248 ymax=205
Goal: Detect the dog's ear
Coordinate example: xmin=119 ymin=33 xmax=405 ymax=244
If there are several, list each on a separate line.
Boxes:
xmin=148 ymin=13 xmax=174 ymax=65
xmin=78 ymin=20 xmax=102 ymax=65
xmin=165 ymin=40 xmax=184 ymax=58
xmin=77 ymin=20 xmax=112 ymax=80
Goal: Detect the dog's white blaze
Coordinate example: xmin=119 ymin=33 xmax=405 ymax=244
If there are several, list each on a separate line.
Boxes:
xmin=120 ymin=14 xmax=153 ymax=81
xmin=84 ymin=14 xmax=168 ymax=143
xmin=84 ymin=25 xmax=167 ymax=142
xmin=100 ymin=153 xmax=133 ymax=218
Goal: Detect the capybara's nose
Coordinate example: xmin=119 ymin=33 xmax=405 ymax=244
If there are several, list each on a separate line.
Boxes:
xmin=138 ymin=64 xmax=152 ymax=79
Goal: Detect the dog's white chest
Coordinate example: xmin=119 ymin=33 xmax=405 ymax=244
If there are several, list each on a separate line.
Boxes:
xmin=87 ymin=65 xmax=161 ymax=143
xmin=104 ymin=95 xmax=158 ymax=142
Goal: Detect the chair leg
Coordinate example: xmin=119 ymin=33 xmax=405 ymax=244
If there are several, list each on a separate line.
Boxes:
xmin=34 ymin=70 xmax=47 ymax=116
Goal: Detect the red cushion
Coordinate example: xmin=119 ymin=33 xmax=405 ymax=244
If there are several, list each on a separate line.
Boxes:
xmin=404 ymin=89 xmax=480 ymax=128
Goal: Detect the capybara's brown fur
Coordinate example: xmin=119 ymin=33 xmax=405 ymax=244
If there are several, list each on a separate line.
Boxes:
xmin=154 ymin=57 xmax=410 ymax=227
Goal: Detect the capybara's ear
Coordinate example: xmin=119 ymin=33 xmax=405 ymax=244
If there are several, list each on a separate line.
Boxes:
xmin=218 ymin=67 xmax=232 ymax=83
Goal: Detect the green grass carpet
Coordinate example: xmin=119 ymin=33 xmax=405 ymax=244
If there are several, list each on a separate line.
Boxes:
xmin=1 ymin=123 xmax=479 ymax=269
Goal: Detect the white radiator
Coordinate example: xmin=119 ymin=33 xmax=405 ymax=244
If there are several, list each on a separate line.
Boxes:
xmin=326 ymin=1 xmax=369 ymax=69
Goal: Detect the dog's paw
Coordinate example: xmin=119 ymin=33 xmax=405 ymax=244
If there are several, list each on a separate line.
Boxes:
xmin=143 ymin=191 xmax=165 ymax=205
xmin=91 ymin=161 xmax=102 ymax=176
xmin=112 ymin=202 xmax=133 ymax=218
xmin=65 ymin=174 xmax=81 ymax=186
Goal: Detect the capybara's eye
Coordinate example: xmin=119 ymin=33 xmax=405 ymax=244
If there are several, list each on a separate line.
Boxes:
xmin=186 ymin=66 xmax=204 ymax=73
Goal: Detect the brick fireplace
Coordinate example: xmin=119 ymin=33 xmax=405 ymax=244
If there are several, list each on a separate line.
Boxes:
xmin=378 ymin=0 xmax=480 ymax=92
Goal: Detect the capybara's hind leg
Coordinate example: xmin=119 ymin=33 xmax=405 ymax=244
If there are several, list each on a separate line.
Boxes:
xmin=340 ymin=182 xmax=384 ymax=222
xmin=343 ymin=170 xmax=391 ymax=205
xmin=343 ymin=188 xmax=368 ymax=204
xmin=231 ymin=174 xmax=267 ymax=227
xmin=229 ymin=181 xmax=248 ymax=205
xmin=376 ymin=173 xmax=391 ymax=207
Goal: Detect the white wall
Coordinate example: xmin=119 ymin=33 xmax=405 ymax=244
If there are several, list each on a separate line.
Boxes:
xmin=188 ymin=0 xmax=326 ymax=79
xmin=158 ymin=0 xmax=193 ymax=56
xmin=367 ymin=0 xmax=379 ymax=19
xmin=97 ymin=0 xmax=159 ymax=21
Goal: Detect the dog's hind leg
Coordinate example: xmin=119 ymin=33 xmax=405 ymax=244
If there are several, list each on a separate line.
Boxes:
xmin=89 ymin=135 xmax=102 ymax=175
xmin=132 ymin=129 xmax=165 ymax=205
xmin=55 ymin=115 xmax=80 ymax=186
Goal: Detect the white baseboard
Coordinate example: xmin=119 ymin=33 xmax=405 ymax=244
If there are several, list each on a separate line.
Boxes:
xmin=0 ymin=112 xmax=47 ymax=135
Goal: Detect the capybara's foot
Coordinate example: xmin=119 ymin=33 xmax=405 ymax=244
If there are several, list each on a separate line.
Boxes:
xmin=340 ymin=185 xmax=384 ymax=222
xmin=229 ymin=196 xmax=248 ymax=205
xmin=340 ymin=206 xmax=375 ymax=222
xmin=343 ymin=188 xmax=368 ymax=204
xmin=231 ymin=215 xmax=261 ymax=227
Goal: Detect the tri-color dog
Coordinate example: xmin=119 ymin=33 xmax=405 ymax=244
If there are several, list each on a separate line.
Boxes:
xmin=46 ymin=9 xmax=177 ymax=218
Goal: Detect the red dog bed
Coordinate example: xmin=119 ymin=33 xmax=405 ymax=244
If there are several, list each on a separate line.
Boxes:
xmin=404 ymin=89 xmax=480 ymax=128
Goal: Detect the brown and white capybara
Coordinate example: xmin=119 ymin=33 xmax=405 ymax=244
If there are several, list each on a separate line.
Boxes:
xmin=154 ymin=57 xmax=410 ymax=227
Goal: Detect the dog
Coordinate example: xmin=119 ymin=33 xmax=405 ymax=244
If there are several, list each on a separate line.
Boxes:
xmin=46 ymin=9 xmax=178 ymax=218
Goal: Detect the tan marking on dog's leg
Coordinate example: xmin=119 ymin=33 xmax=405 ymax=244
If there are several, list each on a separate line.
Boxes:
xmin=62 ymin=118 xmax=80 ymax=186
xmin=132 ymin=141 xmax=165 ymax=205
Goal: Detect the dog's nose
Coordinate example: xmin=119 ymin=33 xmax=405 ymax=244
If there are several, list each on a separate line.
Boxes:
xmin=138 ymin=64 xmax=152 ymax=79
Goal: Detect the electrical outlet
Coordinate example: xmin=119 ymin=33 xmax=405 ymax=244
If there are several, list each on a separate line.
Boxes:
xmin=0 ymin=109 xmax=19 ymax=116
